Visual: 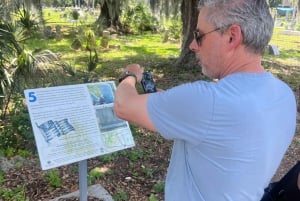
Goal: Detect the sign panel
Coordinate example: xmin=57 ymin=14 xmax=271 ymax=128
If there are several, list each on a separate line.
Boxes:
xmin=24 ymin=81 xmax=135 ymax=170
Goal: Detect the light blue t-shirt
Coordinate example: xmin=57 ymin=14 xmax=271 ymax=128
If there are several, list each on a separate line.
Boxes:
xmin=147 ymin=72 xmax=296 ymax=201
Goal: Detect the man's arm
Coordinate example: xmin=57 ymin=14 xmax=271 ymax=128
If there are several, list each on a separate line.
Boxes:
xmin=114 ymin=64 xmax=157 ymax=132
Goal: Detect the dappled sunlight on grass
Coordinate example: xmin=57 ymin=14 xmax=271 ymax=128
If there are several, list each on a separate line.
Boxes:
xmin=43 ymin=8 xmax=99 ymax=25
xmin=266 ymin=27 xmax=300 ymax=66
xmin=101 ymin=34 xmax=181 ymax=60
xmin=27 ymin=33 xmax=181 ymax=73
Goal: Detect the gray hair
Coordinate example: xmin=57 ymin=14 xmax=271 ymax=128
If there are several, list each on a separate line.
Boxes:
xmin=198 ymin=0 xmax=274 ymax=54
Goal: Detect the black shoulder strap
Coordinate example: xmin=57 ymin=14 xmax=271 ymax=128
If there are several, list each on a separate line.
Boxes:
xmin=264 ymin=161 xmax=300 ymax=201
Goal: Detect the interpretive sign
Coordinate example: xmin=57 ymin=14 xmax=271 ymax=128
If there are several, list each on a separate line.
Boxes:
xmin=24 ymin=81 xmax=135 ymax=170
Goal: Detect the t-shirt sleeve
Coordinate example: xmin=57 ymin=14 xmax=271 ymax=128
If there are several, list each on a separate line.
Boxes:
xmin=147 ymin=81 xmax=215 ymax=144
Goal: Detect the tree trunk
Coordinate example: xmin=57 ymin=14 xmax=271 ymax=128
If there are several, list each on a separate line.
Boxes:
xmin=298 ymin=0 xmax=300 ymax=21
xmin=34 ymin=0 xmax=45 ymax=28
xmin=165 ymin=0 xmax=170 ymax=19
xmin=175 ymin=0 xmax=199 ymax=69
xmin=96 ymin=0 xmax=123 ymax=29
xmin=98 ymin=1 xmax=110 ymax=27
xmin=0 ymin=0 xmax=13 ymax=22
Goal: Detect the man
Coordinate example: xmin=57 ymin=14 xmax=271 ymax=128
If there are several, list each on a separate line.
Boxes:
xmin=114 ymin=0 xmax=297 ymax=200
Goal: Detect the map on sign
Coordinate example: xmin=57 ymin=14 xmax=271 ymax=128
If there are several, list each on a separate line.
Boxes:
xmin=24 ymin=81 xmax=135 ymax=170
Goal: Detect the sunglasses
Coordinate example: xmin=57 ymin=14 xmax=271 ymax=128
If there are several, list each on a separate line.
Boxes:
xmin=193 ymin=27 xmax=221 ymax=46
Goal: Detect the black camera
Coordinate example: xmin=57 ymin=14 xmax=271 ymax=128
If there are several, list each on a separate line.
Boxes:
xmin=141 ymin=71 xmax=157 ymax=93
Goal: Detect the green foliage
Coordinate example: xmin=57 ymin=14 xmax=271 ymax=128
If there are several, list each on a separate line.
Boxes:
xmin=0 ymin=125 xmax=26 ymax=157
xmin=11 ymin=111 xmax=33 ymax=143
xmin=0 ymin=62 xmax=12 ymax=100
xmin=149 ymin=194 xmax=158 ymax=201
xmin=71 ymin=9 xmax=80 ymax=21
xmin=0 ymin=9 xmax=74 ymax=120
xmin=0 ymin=23 xmax=23 ymax=114
xmin=0 ymin=147 xmax=16 ymax=158
xmin=88 ymin=167 xmax=112 ymax=185
xmin=0 ymin=93 xmax=34 ymax=156
xmin=88 ymin=167 xmax=105 ymax=184
xmin=87 ymin=50 xmax=99 ymax=72
xmin=84 ymin=29 xmax=99 ymax=72
xmin=71 ymin=38 xmax=82 ymax=50
xmin=99 ymin=154 xmax=115 ymax=163
xmin=121 ymin=2 xmax=159 ymax=33
xmin=15 ymin=5 xmax=38 ymax=34
xmin=44 ymin=169 xmax=62 ymax=188
xmin=16 ymin=50 xmax=35 ymax=77
xmin=113 ymin=189 xmax=128 ymax=201
xmin=85 ymin=29 xmax=96 ymax=50
xmin=142 ymin=166 xmax=153 ymax=178
xmin=43 ymin=8 xmax=98 ymax=26
xmin=51 ymin=0 xmax=73 ymax=7
xmin=0 ymin=147 xmax=31 ymax=158
xmin=0 ymin=171 xmax=3 ymax=184
xmin=99 ymin=152 xmax=119 ymax=163
xmin=164 ymin=18 xmax=182 ymax=40
xmin=152 ymin=182 xmax=165 ymax=193
xmin=128 ymin=149 xmax=144 ymax=162
xmin=0 ymin=185 xmax=28 ymax=201
xmin=16 ymin=149 xmax=31 ymax=158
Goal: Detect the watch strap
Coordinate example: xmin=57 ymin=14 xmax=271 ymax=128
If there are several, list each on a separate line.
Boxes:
xmin=118 ymin=71 xmax=137 ymax=84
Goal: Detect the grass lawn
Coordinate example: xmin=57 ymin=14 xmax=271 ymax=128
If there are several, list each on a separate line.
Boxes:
xmin=266 ymin=27 xmax=300 ymax=66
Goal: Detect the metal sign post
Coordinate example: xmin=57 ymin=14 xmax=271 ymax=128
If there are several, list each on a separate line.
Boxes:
xmin=79 ymin=160 xmax=88 ymax=201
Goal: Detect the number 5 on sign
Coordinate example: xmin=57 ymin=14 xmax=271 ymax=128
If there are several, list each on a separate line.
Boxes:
xmin=28 ymin=92 xmax=37 ymax=102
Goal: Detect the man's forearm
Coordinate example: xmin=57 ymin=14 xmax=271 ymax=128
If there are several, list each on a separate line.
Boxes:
xmin=114 ymin=64 xmax=156 ymax=131
xmin=114 ymin=76 xmax=139 ymax=120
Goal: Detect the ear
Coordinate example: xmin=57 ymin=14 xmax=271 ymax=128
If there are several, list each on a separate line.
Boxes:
xmin=226 ymin=24 xmax=242 ymax=47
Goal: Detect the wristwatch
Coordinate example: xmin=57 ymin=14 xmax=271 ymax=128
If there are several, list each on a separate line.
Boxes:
xmin=118 ymin=71 xmax=137 ymax=84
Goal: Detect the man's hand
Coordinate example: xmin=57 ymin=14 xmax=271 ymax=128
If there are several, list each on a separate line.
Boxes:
xmin=123 ymin=64 xmax=144 ymax=83
xmin=114 ymin=63 xmax=157 ymax=132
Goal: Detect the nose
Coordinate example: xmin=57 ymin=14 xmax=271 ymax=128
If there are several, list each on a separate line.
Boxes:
xmin=189 ymin=39 xmax=199 ymax=52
